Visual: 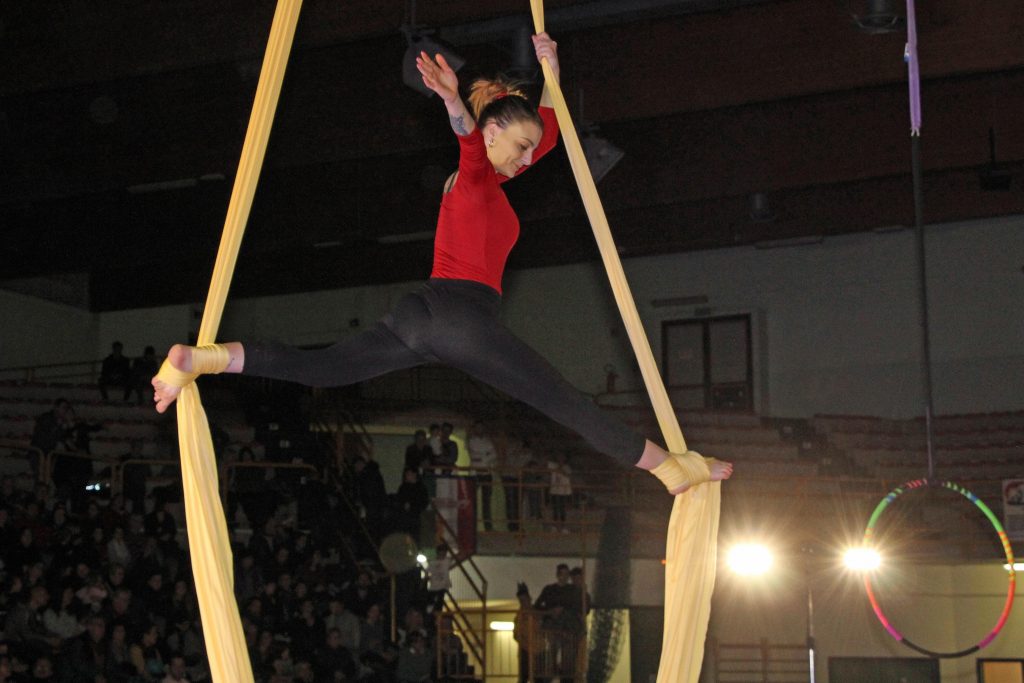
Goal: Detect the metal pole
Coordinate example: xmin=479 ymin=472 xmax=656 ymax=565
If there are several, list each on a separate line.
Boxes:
xmin=806 ymin=579 xmax=816 ymax=683
xmin=904 ymin=0 xmax=935 ymax=479
xmin=911 ymin=134 xmax=936 ymax=479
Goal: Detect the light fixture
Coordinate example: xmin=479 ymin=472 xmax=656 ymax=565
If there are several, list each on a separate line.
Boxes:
xmin=509 ymin=21 xmax=536 ymax=75
xmin=849 ymin=0 xmax=904 ymax=35
xmin=402 ymin=33 xmax=466 ymax=98
xmin=582 ymin=134 xmax=624 ymax=183
xmin=576 ymin=87 xmax=624 ymax=184
xmin=416 ymin=553 xmax=428 ymax=565
xmin=490 ymin=621 xmax=515 ymax=631
xmin=401 ymin=0 xmax=465 ymax=98
xmin=726 ymin=543 xmax=774 ymax=576
xmin=843 ymin=547 xmax=881 ymax=571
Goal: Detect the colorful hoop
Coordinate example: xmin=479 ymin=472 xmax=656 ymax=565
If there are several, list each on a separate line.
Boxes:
xmin=862 ymin=478 xmax=1016 ymax=658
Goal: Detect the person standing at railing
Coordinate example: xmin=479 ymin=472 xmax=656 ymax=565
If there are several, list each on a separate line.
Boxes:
xmin=568 ymin=566 xmax=591 ymax=677
xmin=403 ymin=429 xmax=432 ymax=474
xmin=425 ymin=543 xmax=454 ymax=613
xmin=98 ymin=341 xmax=132 ymax=404
xmin=433 ymin=422 xmax=459 ymax=473
xmin=534 ymin=563 xmax=574 ymax=682
xmin=393 ymin=468 xmax=429 ymax=543
xmin=63 ymin=414 xmax=104 ymax=513
xmin=29 ymin=398 xmax=75 ymax=481
xmin=513 ymin=582 xmax=541 ymax=683
xmin=353 ymin=455 xmax=388 ymax=543
xmin=498 ymin=435 xmax=529 ymax=532
xmin=546 ymin=453 xmax=573 ymax=534
xmin=467 ymin=421 xmax=498 ymax=531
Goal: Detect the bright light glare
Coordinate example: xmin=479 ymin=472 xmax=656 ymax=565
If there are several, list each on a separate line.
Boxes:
xmin=490 ymin=621 xmax=515 ymax=631
xmin=1003 ymin=563 xmax=1023 ymax=572
xmin=416 ymin=554 xmax=427 ymax=564
xmin=844 ymin=547 xmax=881 ymax=571
xmin=726 ymin=544 xmax=773 ymax=576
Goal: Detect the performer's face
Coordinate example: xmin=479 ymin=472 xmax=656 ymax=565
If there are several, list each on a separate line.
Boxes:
xmin=486 ymin=120 xmax=543 ymax=178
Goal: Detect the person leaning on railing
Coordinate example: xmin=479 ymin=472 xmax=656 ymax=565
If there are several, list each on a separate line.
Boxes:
xmin=513 ymin=582 xmax=542 ymax=683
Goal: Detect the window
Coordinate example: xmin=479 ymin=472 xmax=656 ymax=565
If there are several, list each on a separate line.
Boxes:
xmin=662 ymin=315 xmax=753 ymax=411
xmin=978 ymin=659 xmax=1024 ymax=683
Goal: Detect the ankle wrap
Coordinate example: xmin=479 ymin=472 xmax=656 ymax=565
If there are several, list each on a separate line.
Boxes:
xmin=155 ymin=344 xmax=231 ymax=388
xmin=650 ymin=450 xmax=712 ymax=493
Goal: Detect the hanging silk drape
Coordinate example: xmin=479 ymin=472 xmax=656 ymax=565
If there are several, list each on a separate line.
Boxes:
xmin=527 ymin=2 xmax=722 ymax=680
xmin=175 ymin=2 xmax=302 ymax=681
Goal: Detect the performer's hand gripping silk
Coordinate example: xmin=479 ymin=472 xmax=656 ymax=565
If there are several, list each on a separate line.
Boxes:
xmin=152 ymin=33 xmax=732 ymax=494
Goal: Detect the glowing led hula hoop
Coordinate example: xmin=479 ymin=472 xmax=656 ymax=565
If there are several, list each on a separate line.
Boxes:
xmin=862 ymin=478 xmax=1016 ymax=658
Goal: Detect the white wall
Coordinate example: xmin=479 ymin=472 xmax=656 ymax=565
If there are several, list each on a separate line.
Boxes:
xmin=504 ymin=214 xmax=1024 ymax=417
xmin=97 ymin=303 xmax=194 ymax=360
xmin=0 ymin=289 xmax=99 ymax=370
xmin=6 ymin=214 xmax=1021 ymax=418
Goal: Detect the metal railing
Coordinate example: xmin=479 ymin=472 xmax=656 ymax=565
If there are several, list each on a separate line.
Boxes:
xmin=432 ymin=501 xmax=489 ymax=680
xmin=711 ymin=638 xmax=810 ymax=683
xmin=0 ymin=439 xmax=43 ymax=480
xmin=474 ymin=610 xmax=587 ymax=682
xmin=0 ymin=359 xmax=102 ymax=383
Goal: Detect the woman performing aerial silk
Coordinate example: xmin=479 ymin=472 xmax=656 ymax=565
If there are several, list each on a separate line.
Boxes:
xmin=152 ymin=32 xmax=732 ymax=496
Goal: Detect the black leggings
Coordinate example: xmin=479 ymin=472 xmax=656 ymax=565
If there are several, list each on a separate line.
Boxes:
xmin=242 ymin=278 xmax=646 ymax=466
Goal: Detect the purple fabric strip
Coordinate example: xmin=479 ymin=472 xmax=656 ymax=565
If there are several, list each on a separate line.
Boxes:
xmin=905 ymin=0 xmax=922 ymax=134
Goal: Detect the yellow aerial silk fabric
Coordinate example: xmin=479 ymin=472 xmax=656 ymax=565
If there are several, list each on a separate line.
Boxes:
xmin=527 ymin=2 xmax=722 ymax=680
xmin=174 ymin=2 xmax=302 ymax=681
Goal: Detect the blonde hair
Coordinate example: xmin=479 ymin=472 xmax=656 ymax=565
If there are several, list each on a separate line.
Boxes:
xmin=466 ymin=76 xmax=542 ymax=130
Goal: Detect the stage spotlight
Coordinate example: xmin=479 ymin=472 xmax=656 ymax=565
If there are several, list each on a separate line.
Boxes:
xmin=726 ymin=543 xmax=774 ymax=576
xmin=843 ymin=547 xmax=881 ymax=571
xmin=849 ymin=0 xmax=904 ymax=34
xmin=403 ymin=34 xmax=465 ymax=98
xmin=582 ymin=134 xmax=624 ymax=183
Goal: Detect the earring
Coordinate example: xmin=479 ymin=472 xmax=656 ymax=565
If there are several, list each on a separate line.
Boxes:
xmin=487 ymin=139 xmax=494 ymax=147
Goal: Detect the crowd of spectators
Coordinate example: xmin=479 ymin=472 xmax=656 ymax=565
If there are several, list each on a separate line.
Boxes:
xmin=8 ymin=363 xmax=599 ymax=682
xmin=0 ymin=453 xmax=468 ymax=683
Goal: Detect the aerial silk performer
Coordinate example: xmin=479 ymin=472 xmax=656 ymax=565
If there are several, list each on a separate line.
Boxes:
xmin=154 ymin=1 xmax=727 ymax=681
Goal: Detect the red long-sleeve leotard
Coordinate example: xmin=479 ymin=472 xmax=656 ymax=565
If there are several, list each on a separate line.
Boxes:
xmin=430 ymin=106 xmax=559 ymax=294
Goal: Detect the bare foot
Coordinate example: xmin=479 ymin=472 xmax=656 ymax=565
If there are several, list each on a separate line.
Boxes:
xmin=709 ymin=459 xmax=733 ymax=482
xmin=151 ymin=344 xmax=192 ymax=414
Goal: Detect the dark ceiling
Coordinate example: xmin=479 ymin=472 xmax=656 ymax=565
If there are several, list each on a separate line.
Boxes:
xmin=2 ymin=0 xmax=1022 ymax=311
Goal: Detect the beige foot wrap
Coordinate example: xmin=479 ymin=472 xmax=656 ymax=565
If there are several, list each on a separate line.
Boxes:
xmin=155 ymin=344 xmax=231 ymax=388
xmin=650 ymin=450 xmax=712 ymax=493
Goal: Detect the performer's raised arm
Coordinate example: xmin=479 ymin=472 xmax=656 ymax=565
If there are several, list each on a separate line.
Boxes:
xmin=416 ymin=51 xmax=475 ymax=137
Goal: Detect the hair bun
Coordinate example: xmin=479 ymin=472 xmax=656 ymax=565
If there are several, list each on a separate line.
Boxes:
xmin=467 ymin=76 xmax=529 ymax=119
